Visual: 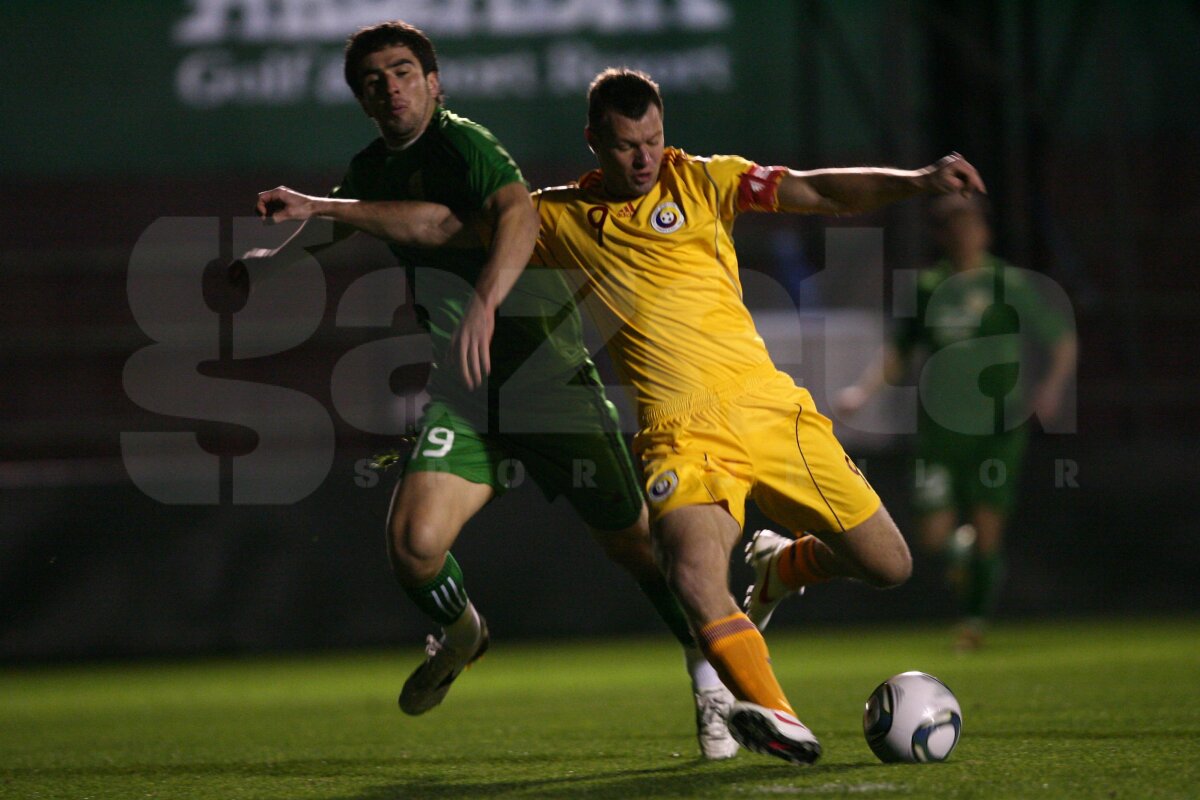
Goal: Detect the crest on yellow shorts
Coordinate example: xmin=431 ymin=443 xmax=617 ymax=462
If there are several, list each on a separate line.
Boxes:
xmin=648 ymin=470 xmax=679 ymax=502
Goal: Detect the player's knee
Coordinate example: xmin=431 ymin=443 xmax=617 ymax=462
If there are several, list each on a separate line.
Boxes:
xmin=388 ymin=517 xmax=446 ymax=580
xmin=845 ymin=508 xmax=912 ymax=588
xmin=917 ymin=512 xmax=956 ymax=553
xmin=862 ymin=543 xmax=913 ymax=589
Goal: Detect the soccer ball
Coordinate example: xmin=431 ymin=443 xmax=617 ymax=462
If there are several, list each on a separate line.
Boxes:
xmin=863 ymin=671 xmax=962 ymax=763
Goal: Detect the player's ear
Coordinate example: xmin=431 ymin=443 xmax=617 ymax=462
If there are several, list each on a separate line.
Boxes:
xmin=427 ymin=71 xmax=441 ymax=101
xmin=584 ymin=126 xmax=597 ymax=154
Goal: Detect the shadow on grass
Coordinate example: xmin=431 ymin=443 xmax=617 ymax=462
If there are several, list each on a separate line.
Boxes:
xmin=5 ymin=753 xmax=884 ymax=798
xmin=336 ymin=758 xmax=881 ymax=800
xmin=2 ymin=757 xmax=399 ymax=780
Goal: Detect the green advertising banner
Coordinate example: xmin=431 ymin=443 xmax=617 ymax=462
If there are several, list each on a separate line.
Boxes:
xmin=3 ymin=1 xmax=802 ymax=178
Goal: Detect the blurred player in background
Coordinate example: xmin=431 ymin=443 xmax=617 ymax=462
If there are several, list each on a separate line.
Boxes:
xmin=836 ymin=195 xmax=1076 ymax=650
xmin=238 ymin=23 xmax=737 ymax=759
xmin=366 ymin=68 xmax=987 ymax=764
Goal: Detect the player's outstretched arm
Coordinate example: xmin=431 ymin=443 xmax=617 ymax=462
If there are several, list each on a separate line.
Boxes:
xmin=776 ymin=153 xmax=986 ymax=216
xmin=450 ymin=181 xmax=540 ymax=390
xmin=230 ymin=186 xmax=467 ymax=296
xmin=224 ymin=189 xmax=353 ymax=296
xmin=256 ymin=186 xmax=465 ymax=247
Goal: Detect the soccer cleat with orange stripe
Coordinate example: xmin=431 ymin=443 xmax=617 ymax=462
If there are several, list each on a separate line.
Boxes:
xmin=727 ymin=701 xmax=822 ymax=765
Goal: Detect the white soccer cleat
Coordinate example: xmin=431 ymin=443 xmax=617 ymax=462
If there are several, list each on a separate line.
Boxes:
xmin=726 ymin=701 xmax=822 ymax=765
xmin=399 ymin=616 xmax=490 ymax=716
xmin=743 ymin=529 xmax=804 ymax=630
xmin=694 ymin=685 xmax=739 ymax=760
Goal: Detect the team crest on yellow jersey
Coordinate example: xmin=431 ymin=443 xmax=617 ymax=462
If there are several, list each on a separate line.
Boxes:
xmin=650 ymin=201 xmax=685 ymax=233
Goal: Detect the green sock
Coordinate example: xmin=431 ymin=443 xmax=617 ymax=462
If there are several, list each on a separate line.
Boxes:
xmin=964 ymin=551 xmax=1005 ymax=621
xmin=405 ymin=552 xmax=470 ymax=627
xmin=637 ymin=576 xmax=696 ymax=648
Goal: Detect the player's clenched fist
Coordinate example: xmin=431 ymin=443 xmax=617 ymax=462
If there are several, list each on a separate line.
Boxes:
xmin=922 ymin=153 xmax=987 ymax=198
xmin=256 ymin=186 xmax=318 ymax=223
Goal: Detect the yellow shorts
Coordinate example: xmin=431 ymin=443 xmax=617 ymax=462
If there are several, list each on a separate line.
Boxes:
xmin=633 ymin=371 xmax=880 ymax=534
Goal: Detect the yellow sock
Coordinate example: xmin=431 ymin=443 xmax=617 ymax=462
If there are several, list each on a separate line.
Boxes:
xmin=778 ymin=534 xmax=835 ymax=590
xmin=698 ymin=612 xmax=794 ymax=715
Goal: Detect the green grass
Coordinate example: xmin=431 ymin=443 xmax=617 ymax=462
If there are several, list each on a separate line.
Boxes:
xmin=2 ymin=618 xmax=1198 ymax=799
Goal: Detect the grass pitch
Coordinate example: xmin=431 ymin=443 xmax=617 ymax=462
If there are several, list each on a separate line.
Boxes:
xmin=2 ymin=618 xmax=1197 ymax=799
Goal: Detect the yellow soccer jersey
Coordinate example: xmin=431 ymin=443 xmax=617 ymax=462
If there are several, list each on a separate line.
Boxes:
xmin=532 ymin=147 xmax=787 ymax=425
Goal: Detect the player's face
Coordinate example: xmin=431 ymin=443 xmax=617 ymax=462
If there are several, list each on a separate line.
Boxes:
xmin=588 ymin=105 xmax=665 ymax=198
xmin=356 ymin=45 xmax=440 ymax=149
xmin=938 ymin=211 xmax=991 ymax=266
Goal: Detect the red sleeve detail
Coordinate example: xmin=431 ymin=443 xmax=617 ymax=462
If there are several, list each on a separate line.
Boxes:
xmin=736 ymin=165 xmax=787 ymax=212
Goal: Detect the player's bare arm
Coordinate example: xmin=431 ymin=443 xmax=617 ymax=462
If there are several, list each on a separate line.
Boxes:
xmin=450 ymin=181 xmax=540 ymax=390
xmin=225 ymin=191 xmax=356 ymax=293
xmin=254 ymin=181 xmax=536 ymax=389
xmin=256 ymin=185 xmax=464 ymax=246
xmin=776 ymin=153 xmax=987 ymax=216
xmin=233 ymin=186 xmax=467 ymax=293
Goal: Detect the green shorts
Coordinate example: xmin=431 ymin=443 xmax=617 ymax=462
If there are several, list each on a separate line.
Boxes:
xmin=913 ymin=424 xmax=1028 ymax=515
xmin=405 ymin=364 xmax=643 ymax=531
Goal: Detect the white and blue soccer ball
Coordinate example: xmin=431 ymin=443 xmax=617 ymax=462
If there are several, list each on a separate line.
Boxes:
xmin=863 ymin=671 xmax=962 ymax=763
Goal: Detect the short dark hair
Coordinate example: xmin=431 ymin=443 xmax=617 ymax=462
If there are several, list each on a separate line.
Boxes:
xmin=344 ymin=21 xmax=440 ymax=100
xmin=587 ymin=68 xmax=663 ymax=136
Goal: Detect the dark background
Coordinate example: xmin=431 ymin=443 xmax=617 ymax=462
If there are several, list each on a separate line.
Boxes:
xmin=3 ymin=1 xmax=1198 ymax=661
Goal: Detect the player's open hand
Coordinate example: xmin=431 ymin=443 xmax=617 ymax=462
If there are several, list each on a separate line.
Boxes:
xmin=923 ymin=153 xmax=987 ymax=197
xmin=451 ymin=296 xmax=495 ymax=390
xmin=834 ymin=385 xmax=871 ymax=418
xmin=256 ymin=186 xmax=316 ymax=223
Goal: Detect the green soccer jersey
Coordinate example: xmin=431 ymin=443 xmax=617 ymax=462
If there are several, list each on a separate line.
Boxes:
xmin=895 ymin=254 xmax=1070 ymax=436
xmin=333 ymin=106 xmax=588 ymax=414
